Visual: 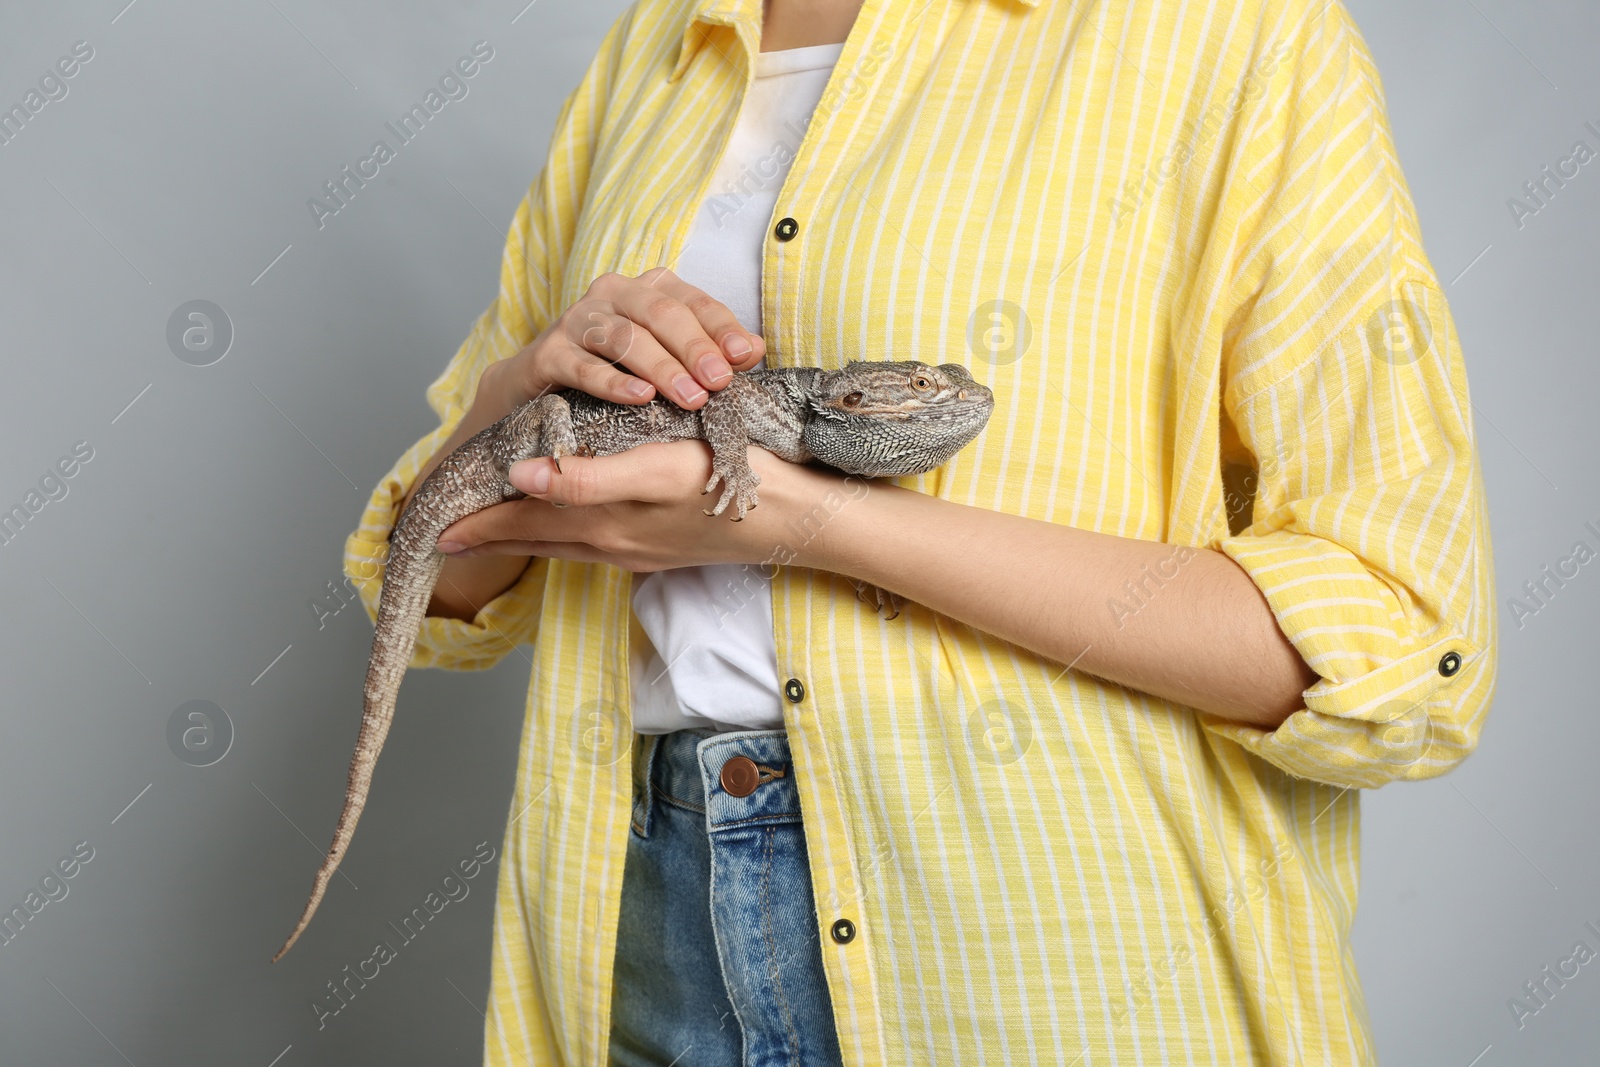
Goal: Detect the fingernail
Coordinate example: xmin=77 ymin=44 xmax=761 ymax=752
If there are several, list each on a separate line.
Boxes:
xmin=673 ymin=374 xmax=708 ymax=404
xmin=622 ymin=377 xmax=653 ymax=400
xmin=723 ymin=334 xmax=751 ymax=359
xmin=525 ymin=460 xmax=552 ymax=494
xmin=437 ymin=540 xmax=466 ymax=555
xmin=698 ymin=353 xmax=732 ymax=384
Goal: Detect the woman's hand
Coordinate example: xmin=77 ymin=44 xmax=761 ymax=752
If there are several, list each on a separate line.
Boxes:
xmin=435 ymin=443 xmax=860 ymax=573
xmin=478 ymin=266 xmax=766 ymax=417
xmin=410 ymin=268 xmax=765 ymax=620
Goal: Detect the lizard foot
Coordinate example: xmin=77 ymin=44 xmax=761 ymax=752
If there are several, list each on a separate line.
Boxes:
xmin=702 ymin=459 xmax=761 ymax=520
xmin=851 ymin=580 xmax=904 ymax=621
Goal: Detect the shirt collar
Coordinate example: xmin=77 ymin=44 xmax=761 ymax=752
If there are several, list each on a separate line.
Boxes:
xmin=669 ymin=0 xmax=1042 ymax=82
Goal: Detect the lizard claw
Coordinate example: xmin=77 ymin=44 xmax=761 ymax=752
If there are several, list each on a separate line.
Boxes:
xmin=702 ymin=460 xmax=760 ymax=519
xmin=852 ymin=580 xmax=904 ymax=620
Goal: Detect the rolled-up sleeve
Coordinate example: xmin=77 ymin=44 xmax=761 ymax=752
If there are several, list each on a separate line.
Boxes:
xmin=341 ymin=13 xmax=627 ymax=671
xmin=1192 ymin=5 xmax=1498 ymax=787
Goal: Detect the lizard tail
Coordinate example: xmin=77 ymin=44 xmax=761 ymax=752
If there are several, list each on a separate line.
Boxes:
xmin=271 ymin=549 xmax=446 ymax=962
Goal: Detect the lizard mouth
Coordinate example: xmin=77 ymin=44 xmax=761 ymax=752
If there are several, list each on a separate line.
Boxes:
xmin=823 ymin=381 xmax=994 ymax=420
xmin=810 ymin=361 xmax=995 ymax=434
xmin=827 ymin=397 xmax=988 ymax=421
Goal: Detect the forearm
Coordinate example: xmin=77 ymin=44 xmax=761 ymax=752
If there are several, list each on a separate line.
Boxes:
xmin=804 ymin=483 xmax=1316 ymax=728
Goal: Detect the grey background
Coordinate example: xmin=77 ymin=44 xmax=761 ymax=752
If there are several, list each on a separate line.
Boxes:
xmin=0 ymin=0 xmax=1593 ymax=1064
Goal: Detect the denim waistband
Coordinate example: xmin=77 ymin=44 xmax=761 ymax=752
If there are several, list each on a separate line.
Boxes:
xmin=633 ymin=728 xmax=801 ymax=834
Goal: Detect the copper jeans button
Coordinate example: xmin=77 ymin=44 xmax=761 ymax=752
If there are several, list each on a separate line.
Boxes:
xmin=719 ymin=755 xmax=761 ymax=797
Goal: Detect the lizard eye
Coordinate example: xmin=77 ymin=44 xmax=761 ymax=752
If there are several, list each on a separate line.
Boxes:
xmin=841 ymin=391 xmax=864 ymax=408
xmin=911 ymin=374 xmax=933 ymax=391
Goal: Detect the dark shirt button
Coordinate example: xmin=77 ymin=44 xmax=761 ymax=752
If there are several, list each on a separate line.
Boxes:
xmin=784 ymin=677 xmax=805 ymax=703
xmin=719 ymin=755 xmax=760 ymax=797
xmin=830 ymin=918 xmax=856 ymax=944
xmin=1438 ymin=651 xmax=1462 ymax=677
xmin=774 ymin=216 xmax=799 ymax=241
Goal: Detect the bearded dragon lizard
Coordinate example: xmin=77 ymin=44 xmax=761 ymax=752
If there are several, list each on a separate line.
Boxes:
xmin=271 ymin=359 xmax=994 ymax=961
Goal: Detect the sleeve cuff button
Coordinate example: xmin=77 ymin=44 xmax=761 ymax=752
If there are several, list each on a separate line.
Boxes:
xmin=1438 ymin=651 xmax=1462 ymax=677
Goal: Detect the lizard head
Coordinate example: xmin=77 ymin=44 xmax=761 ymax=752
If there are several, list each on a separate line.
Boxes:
xmin=803 ymin=361 xmax=995 ymax=477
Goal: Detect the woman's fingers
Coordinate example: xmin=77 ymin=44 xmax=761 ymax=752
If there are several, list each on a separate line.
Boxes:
xmin=570 ymin=270 xmax=764 ymax=407
xmin=489 ymin=268 xmax=764 ymax=415
xmin=435 ymin=444 xmax=714 ymax=552
xmin=492 ymin=335 xmax=656 ymax=408
xmin=553 ymin=342 xmax=658 ymax=404
xmin=436 ymin=498 xmax=587 ymax=554
xmin=510 ymin=446 xmax=711 ymax=507
xmin=608 ymin=272 xmax=732 ymax=388
xmin=492 ymin=269 xmax=765 ymax=416
xmin=566 ymin=302 xmax=710 ymax=407
xmin=642 ymin=267 xmax=764 ymax=371
xmin=444 ymin=539 xmax=616 ymax=565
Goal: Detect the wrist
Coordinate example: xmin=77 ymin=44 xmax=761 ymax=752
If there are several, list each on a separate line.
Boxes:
xmin=400 ymin=359 xmax=529 ymax=514
xmin=428 ymin=553 xmax=533 ymax=620
xmin=475 ymin=328 xmax=565 ymax=418
xmin=472 ymin=357 xmax=524 ymax=423
xmin=778 ymin=468 xmax=899 ymax=578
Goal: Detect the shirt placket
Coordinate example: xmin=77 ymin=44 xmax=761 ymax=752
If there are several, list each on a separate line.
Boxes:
xmin=756 ymin=1 xmax=911 ymax=1063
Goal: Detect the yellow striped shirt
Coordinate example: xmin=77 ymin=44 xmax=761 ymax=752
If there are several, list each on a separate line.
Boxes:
xmin=343 ymin=0 xmax=1497 ymax=1061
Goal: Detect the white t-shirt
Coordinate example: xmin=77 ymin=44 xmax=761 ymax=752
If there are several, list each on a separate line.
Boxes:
xmin=628 ymin=41 xmax=845 ymax=735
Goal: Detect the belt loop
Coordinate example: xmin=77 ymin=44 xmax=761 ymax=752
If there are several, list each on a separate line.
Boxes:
xmin=630 ymin=732 xmax=659 ymax=839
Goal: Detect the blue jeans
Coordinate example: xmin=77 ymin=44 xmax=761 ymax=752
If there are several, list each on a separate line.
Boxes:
xmin=608 ymin=728 xmax=845 ymax=1067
